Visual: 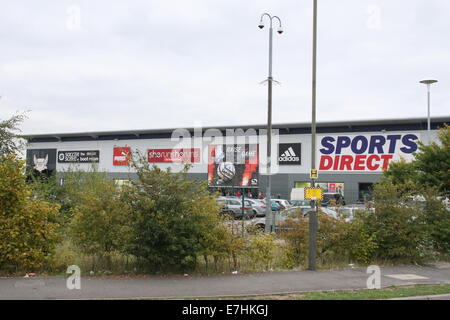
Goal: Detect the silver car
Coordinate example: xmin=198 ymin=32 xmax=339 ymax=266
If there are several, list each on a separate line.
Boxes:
xmin=216 ymin=198 xmax=253 ymax=220
xmin=252 ymin=206 xmax=338 ymax=231
xmin=245 ymin=198 xmax=268 ymax=217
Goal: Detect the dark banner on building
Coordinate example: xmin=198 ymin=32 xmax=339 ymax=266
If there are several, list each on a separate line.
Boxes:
xmin=26 ymin=149 xmax=57 ymax=175
xmin=58 ymin=150 xmax=100 ymax=163
xmin=278 ymin=143 xmax=301 ymax=165
xmin=207 ymin=144 xmax=259 ymax=187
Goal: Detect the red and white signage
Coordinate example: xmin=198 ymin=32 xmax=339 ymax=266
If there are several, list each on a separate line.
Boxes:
xmin=113 ymin=147 xmax=131 ymax=166
xmin=147 ymin=148 xmax=200 ymax=163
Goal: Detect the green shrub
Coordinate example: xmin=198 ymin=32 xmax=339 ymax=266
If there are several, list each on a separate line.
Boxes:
xmin=0 ymin=155 xmax=60 ymax=273
xmin=123 ymin=156 xmax=224 ymax=273
xmin=363 ymin=179 xmax=432 ymax=263
xmin=67 ymin=169 xmax=132 ymax=267
xmin=244 ymin=233 xmax=277 ymax=271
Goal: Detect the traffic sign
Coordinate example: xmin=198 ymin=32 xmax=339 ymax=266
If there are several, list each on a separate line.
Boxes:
xmin=304 ymin=187 xmax=323 ymax=200
xmin=310 ymin=169 xmax=318 ymax=180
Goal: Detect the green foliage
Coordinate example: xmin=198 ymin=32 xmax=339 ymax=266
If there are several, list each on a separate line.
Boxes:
xmin=282 ymin=208 xmax=378 ymax=267
xmin=420 ymin=187 xmax=450 ymax=254
xmin=362 ymin=179 xmax=433 ymax=263
xmin=0 ymin=155 xmax=60 ymax=272
xmin=66 ymin=168 xmax=132 ymax=264
xmin=0 ymin=112 xmax=27 ymax=158
xmin=244 ymin=233 xmax=277 ymax=271
xmin=382 ymin=159 xmax=418 ymax=195
xmin=413 ymin=124 xmax=450 ymax=197
xmin=338 ymin=216 xmax=378 ymax=264
xmin=123 ymin=155 xmax=224 ymax=272
xmin=384 ymin=124 xmax=450 ymax=197
xmin=28 ymin=170 xmax=59 ymax=203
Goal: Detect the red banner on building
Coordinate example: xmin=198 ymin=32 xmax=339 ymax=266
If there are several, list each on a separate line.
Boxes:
xmin=113 ymin=147 xmax=131 ymax=166
xmin=147 ymin=148 xmax=200 ymax=163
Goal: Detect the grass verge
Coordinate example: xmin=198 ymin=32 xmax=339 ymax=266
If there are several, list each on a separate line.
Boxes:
xmin=174 ymin=284 xmax=450 ymax=300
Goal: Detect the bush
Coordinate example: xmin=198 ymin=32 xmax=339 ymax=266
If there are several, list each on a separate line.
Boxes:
xmin=281 ymin=207 xmax=379 ymax=267
xmin=420 ymin=188 xmax=450 ymax=255
xmin=123 ymin=156 xmax=224 ymax=273
xmin=67 ymin=168 xmax=132 ymax=267
xmin=0 ymin=155 xmax=60 ymax=273
xmin=362 ymin=179 xmax=432 ymax=263
xmin=244 ymin=233 xmax=277 ymax=271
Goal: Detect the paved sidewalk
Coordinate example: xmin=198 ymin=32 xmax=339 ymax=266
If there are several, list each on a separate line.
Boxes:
xmin=1 ymin=264 xmax=449 ymax=299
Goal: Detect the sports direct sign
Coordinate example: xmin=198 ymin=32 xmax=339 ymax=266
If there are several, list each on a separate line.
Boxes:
xmin=148 ymin=148 xmax=200 ymax=163
xmin=318 ymin=133 xmax=420 ymax=172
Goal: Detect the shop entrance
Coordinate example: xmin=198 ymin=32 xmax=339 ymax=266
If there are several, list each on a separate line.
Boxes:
xmin=358 ymin=183 xmax=374 ymax=201
xmin=209 ymin=186 xmax=261 ymax=199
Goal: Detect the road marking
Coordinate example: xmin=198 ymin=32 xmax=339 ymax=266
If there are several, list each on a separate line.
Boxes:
xmin=385 ymin=274 xmax=429 ymax=280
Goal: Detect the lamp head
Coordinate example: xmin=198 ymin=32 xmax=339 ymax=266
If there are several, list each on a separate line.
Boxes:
xmin=277 ymin=26 xmax=283 ymax=34
xmin=258 ymin=21 xmax=264 ymax=29
xmin=420 ymin=79 xmax=438 ymax=85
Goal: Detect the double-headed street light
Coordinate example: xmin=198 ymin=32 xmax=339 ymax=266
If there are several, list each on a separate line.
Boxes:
xmin=258 ymin=13 xmax=283 ymax=233
xmin=419 ymin=78 xmax=438 ymax=132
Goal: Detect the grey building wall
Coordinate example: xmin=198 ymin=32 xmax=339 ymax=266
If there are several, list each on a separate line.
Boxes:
xmin=257 ymin=173 xmax=381 ymax=203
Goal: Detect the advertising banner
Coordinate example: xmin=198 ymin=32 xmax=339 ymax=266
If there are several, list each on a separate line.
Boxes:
xmin=208 ymin=144 xmax=259 ymax=187
xmin=26 ymin=149 xmax=57 ymax=174
xmin=113 ymin=147 xmax=131 ymax=166
xmin=295 ymin=182 xmax=345 ymax=196
xmin=278 ymin=143 xmax=301 ymax=165
xmin=147 ymin=148 xmax=200 ymax=163
xmin=317 ymin=133 xmax=420 ymax=172
xmin=58 ymin=150 xmax=100 ymax=163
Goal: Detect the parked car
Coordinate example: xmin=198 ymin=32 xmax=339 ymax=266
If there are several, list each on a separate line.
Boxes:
xmin=251 ymin=206 xmax=338 ymax=231
xmin=321 ymin=193 xmax=346 ymax=206
xmin=272 ymin=199 xmax=292 ymax=210
xmin=328 ymin=206 xmax=374 ymax=222
xmin=258 ymin=198 xmax=283 ymax=211
xmin=271 ymin=200 xmax=282 ymax=211
xmin=290 ymin=200 xmax=311 ymax=207
xmin=246 ymin=199 xmax=267 ymax=217
xmin=216 ymin=198 xmax=253 ymax=219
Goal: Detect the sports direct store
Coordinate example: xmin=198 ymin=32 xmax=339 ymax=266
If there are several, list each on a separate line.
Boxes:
xmin=25 ymin=117 xmax=448 ymax=204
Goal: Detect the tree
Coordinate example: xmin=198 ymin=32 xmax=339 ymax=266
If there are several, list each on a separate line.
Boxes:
xmin=0 ymin=112 xmax=27 ymax=158
xmin=384 ymin=124 xmax=449 ymax=197
xmin=67 ymin=168 xmax=132 ymax=267
xmin=123 ymin=155 xmax=224 ymax=272
xmin=0 ymin=155 xmax=60 ymax=273
xmin=414 ymin=124 xmax=450 ymax=197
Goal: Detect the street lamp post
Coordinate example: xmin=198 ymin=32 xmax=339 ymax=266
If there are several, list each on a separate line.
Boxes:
xmin=419 ymin=78 xmax=438 ymax=132
xmin=258 ymin=13 xmax=283 ymax=233
xmin=308 ymin=0 xmax=318 ymax=271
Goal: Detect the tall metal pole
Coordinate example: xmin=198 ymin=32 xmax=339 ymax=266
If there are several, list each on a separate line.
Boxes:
xmin=427 ymin=84 xmax=431 ymax=132
xmin=419 ymin=78 xmax=437 ymax=141
xmin=308 ymin=0 xmax=318 ymax=271
xmin=259 ymin=14 xmax=283 ymax=233
xmin=266 ymin=25 xmax=274 ymax=232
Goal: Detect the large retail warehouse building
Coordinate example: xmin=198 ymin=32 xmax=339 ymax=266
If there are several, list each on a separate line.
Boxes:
xmin=25 ymin=116 xmax=449 ymax=203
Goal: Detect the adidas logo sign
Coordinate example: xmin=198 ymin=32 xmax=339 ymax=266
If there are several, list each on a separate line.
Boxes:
xmin=279 ymin=147 xmax=300 ymax=162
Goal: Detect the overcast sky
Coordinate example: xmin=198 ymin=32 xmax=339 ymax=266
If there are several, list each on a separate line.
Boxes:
xmin=0 ymin=0 xmax=449 ymax=135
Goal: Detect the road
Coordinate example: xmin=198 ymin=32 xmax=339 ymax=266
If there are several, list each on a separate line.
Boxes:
xmin=1 ymin=264 xmax=449 ymax=299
